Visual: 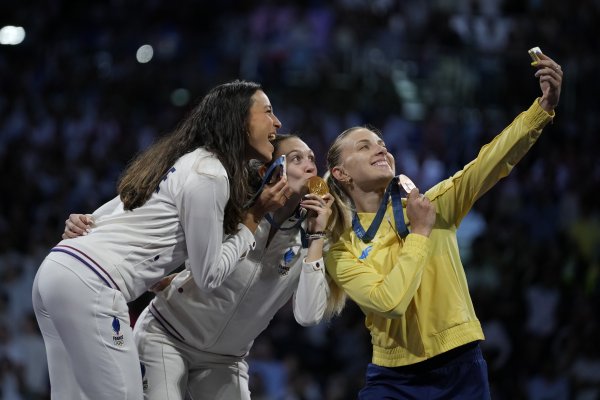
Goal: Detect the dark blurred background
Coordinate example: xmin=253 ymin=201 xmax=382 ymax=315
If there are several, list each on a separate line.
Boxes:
xmin=1 ymin=1 xmax=599 ymax=399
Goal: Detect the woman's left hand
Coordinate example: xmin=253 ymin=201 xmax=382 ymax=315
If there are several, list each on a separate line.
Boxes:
xmin=533 ymin=52 xmax=563 ymax=112
xmin=302 ymin=193 xmax=333 ymax=233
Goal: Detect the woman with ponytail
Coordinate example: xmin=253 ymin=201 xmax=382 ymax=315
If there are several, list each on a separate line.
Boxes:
xmin=324 ymin=53 xmax=563 ymax=399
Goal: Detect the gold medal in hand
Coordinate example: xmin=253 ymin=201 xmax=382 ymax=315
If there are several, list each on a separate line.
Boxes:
xmin=306 ymin=176 xmax=329 ymax=196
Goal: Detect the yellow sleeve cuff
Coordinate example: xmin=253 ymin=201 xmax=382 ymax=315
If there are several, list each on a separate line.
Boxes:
xmin=525 ymin=98 xmax=555 ymax=129
xmin=403 ymin=233 xmax=433 ymax=259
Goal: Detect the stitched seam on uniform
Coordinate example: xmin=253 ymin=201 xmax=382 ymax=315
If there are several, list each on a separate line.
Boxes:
xmin=51 ymin=247 xmax=113 ymax=289
xmin=53 ymin=245 xmax=122 ymax=290
xmin=160 ymin=342 xmax=171 ymax=400
xmin=149 ymin=303 xmax=186 ymax=342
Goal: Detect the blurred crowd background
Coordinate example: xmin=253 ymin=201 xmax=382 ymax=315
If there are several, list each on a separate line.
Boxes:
xmin=1 ymin=0 xmax=599 ymax=399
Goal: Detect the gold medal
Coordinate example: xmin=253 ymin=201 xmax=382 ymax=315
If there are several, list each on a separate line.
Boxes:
xmin=306 ymin=176 xmax=329 ymax=196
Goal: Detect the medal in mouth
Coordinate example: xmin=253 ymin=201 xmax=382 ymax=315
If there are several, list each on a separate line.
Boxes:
xmin=306 ymin=176 xmax=329 ymax=196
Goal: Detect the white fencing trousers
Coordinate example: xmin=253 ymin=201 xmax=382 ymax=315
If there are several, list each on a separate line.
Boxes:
xmin=32 ymin=253 xmax=143 ymax=399
xmin=134 ymin=308 xmax=250 ymax=400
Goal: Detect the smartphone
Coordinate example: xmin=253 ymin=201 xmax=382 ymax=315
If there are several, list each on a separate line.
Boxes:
xmin=276 ymin=154 xmax=287 ymax=181
xmin=267 ymin=154 xmax=286 ymax=184
xmin=528 ymin=46 xmax=542 ymax=63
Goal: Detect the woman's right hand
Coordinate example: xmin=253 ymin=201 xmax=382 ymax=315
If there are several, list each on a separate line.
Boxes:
xmin=149 ymin=274 xmax=177 ymax=293
xmin=243 ymin=177 xmax=291 ymax=231
xmin=405 ymin=189 xmax=436 ymax=237
xmin=249 ymin=177 xmax=291 ymax=218
xmin=62 ymin=214 xmax=94 ymax=239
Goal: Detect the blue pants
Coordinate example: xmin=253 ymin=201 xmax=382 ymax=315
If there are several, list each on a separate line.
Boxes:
xmin=359 ymin=342 xmax=491 ymax=400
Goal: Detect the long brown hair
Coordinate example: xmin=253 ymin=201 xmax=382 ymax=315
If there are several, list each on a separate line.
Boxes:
xmin=117 ymin=80 xmax=262 ymax=234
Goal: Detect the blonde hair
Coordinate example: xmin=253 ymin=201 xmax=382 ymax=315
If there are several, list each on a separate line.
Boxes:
xmin=325 ymin=126 xmax=365 ymax=243
xmin=319 ymin=127 xmax=377 ymax=320
xmin=321 ymin=173 xmax=350 ymax=320
xmin=322 ymin=126 xmax=389 ymax=318
xmin=323 ymin=273 xmax=347 ymax=320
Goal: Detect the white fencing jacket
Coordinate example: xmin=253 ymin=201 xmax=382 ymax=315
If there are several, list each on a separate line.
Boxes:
xmin=147 ymin=215 xmax=329 ymax=357
xmin=49 ymin=148 xmax=256 ymax=302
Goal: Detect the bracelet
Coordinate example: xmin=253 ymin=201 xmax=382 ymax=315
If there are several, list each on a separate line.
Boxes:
xmin=305 ymin=231 xmax=327 ymax=240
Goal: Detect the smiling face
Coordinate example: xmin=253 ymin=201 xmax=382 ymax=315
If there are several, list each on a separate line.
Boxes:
xmin=274 ymin=136 xmax=318 ymax=196
xmin=245 ymin=90 xmax=282 ymax=162
xmin=332 ymin=128 xmax=395 ymax=192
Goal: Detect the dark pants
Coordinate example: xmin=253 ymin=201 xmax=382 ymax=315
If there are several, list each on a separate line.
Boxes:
xmin=358 ymin=342 xmax=491 ymax=400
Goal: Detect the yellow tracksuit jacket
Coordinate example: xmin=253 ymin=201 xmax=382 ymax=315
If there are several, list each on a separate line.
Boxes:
xmin=326 ymin=99 xmax=554 ymax=367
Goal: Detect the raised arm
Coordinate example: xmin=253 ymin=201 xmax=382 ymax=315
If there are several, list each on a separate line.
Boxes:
xmin=427 ymin=52 xmax=563 ymax=227
xmin=293 ymin=193 xmax=333 ymax=325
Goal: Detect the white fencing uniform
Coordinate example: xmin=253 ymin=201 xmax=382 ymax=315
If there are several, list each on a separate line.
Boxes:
xmin=133 ymin=216 xmax=329 ymax=400
xmin=32 ymin=148 xmax=256 ymax=399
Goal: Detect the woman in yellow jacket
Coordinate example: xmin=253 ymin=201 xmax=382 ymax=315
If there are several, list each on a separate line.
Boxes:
xmin=324 ymin=52 xmax=563 ymax=399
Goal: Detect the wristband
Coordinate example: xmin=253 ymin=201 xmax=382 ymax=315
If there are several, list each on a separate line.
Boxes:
xmin=305 ymin=231 xmax=327 ymax=240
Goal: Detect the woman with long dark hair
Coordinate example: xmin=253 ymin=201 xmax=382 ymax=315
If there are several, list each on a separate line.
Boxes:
xmin=63 ymin=134 xmax=347 ymax=400
xmin=32 ymin=80 xmax=287 ymax=399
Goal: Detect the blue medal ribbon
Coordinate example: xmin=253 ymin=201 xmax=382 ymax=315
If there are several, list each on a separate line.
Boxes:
xmin=352 ymin=176 xmax=409 ymax=243
xmin=246 ymin=155 xmax=310 ymax=248
xmin=265 ymin=207 xmax=306 ymax=231
xmin=266 ymin=208 xmax=309 ymax=248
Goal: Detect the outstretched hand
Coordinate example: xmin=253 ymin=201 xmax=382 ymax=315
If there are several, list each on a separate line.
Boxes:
xmin=533 ymin=52 xmax=563 ymax=112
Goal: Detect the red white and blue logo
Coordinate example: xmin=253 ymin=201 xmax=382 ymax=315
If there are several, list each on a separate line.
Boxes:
xmin=278 ymin=247 xmax=299 ymax=276
xmin=112 ymin=316 xmax=124 ymax=346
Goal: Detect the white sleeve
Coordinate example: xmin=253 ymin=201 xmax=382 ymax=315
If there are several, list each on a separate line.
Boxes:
xmin=292 ymin=257 xmax=330 ymax=326
xmin=179 ymin=172 xmax=255 ymax=292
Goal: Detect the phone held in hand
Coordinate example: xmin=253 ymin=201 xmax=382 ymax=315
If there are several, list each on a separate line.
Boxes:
xmin=267 ymin=155 xmax=286 ymax=184
xmin=277 ymin=155 xmax=287 ymax=181
xmin=528 ymin=46 xmax=542 ymax=63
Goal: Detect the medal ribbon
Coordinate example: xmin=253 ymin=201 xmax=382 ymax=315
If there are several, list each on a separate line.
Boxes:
xmin=265 ymin=207 xmax=306 ymax=232
xmin=352 ymin=176 xmax=409 ymax=243
xmin=245 ymin=155 xmax=310 ymax=247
